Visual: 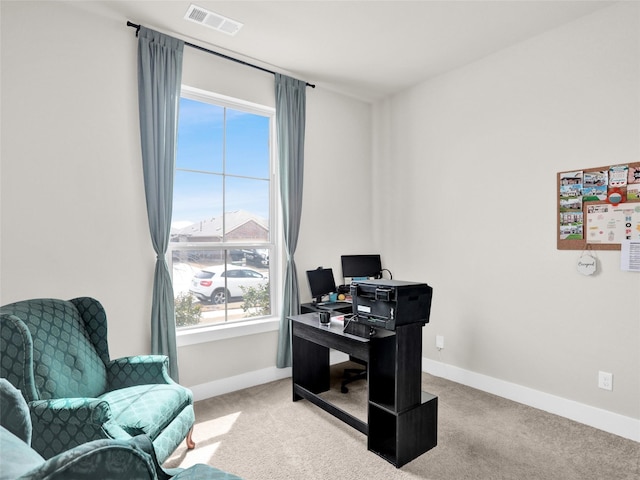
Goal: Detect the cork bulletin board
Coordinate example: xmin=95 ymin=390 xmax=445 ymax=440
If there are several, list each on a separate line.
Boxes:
xmin=557 ymin=162 xmax=640 ymax=250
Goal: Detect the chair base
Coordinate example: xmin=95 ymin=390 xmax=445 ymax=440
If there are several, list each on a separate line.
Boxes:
xmin=341 ymin=367 xmax=367 ymax=394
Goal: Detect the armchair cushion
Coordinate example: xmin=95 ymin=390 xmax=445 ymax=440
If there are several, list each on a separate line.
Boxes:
xmin=0 ymin=378 xmax=31 ymax=444
xmin=172 ymin=464 xmax=244 ymax=479
xmin=101 ymin=384 xmax=191 ymax=439
xmin=1 ymin=427 xmax=45 ymax=479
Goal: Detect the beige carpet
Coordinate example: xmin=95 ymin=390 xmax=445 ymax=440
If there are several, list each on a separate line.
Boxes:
xmin=165 ymin=362 xmax=639 ymax=480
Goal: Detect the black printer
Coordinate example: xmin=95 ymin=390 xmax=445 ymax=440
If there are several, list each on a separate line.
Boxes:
xmin=350 ymin=279 xmax=433 ymax=332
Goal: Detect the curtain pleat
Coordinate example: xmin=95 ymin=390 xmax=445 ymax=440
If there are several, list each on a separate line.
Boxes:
xmin=137 ymin=27 xmax=184 ymax=380
xmin=275 ymin=73 xmax=306 ymax=368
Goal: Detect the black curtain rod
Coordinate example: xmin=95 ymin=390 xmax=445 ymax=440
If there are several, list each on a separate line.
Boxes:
xmin=127 ymin=21 xmax=315 ymax=88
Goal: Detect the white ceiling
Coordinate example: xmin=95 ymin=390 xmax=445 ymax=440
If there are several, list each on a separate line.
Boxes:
xmin=71 ymin=0 xmax=616 ymax=101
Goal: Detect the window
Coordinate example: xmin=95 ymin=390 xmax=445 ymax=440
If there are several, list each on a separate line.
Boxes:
xmin=170 ymin=86 xmax=276 ymax=330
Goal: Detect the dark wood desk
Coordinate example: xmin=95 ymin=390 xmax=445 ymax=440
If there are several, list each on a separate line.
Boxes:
xmin=290 ymin=313 xmax=437 ymax=468
xmin=300 ymin=301 xmax=352 ymax=315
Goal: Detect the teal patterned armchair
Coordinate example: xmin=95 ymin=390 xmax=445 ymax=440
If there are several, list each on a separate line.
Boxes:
xmin=0 ymin=378 xmax=243 ymax=480
xmin=0 ymin=297 xmax=195 ymax=463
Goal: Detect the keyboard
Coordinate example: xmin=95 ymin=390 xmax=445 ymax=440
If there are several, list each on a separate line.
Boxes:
xmin=318 ymin=301 xmax=352 ymax=310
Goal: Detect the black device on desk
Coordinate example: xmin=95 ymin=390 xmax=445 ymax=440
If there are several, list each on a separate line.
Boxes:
xmin=306 ymin=267 xmax=351 ymax=310
xmin=341 ymin=254 xmax=383 ymax=280
xmin=337 ymin=254 xmax=383 ymax=293
xmin=350 ymin=279 xmax=433 ymax=332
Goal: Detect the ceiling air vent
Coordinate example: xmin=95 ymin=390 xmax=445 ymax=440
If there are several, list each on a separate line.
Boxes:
xmin=184 ymin=4 xmax=243 ymax=36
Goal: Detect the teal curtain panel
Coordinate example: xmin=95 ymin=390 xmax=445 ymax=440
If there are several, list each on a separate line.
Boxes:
xmin=137 ymin=26 xmax=184 ymax=381
xmin=275 ymin=73 xmax=306 ymax=368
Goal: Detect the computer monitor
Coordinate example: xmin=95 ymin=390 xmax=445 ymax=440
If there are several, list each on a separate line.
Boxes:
xmin=306 ymin=267 xmax=337 ymax=304
xmin=341 ymin=254 xmax=382 ymax=280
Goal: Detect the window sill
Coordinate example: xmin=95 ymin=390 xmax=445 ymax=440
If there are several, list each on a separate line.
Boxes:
xmin=176 ymin=317 xmax=281 ymax=347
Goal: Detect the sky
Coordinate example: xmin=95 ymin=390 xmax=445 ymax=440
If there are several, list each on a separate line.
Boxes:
xmin=172 ymin=97 xmax=271 ymax=230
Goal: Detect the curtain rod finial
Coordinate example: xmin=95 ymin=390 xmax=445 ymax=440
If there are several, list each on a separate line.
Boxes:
xmin=126 ymin=21 xmax=141 ymax=37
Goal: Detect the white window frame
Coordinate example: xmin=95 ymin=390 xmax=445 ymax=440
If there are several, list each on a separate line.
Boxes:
xmin=171 ymin=85 xmax=281 ymax=346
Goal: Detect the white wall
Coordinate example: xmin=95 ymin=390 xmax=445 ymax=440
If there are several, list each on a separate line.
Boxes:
xmin=1 ymin=0 xmax=151 ymax=359
xmin=2 ymin=0 xmax=637 ymax=436
xmin=0 ymin=1 xmax=372 ymax=385
xmin=373 ymin=2 xmax=640 ymax=420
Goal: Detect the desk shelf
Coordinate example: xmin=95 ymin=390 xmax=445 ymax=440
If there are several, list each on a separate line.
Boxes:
xmin=369 ymin=323 xmax=423 ymax=413
xmin=368 ymin=392 xmax=438 ymax=468
xmin=367 ymin=323 xmax=436 ymax=467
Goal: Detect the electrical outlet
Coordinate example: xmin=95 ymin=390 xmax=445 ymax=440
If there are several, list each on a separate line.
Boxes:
xmin=598 ymin=371 xmax=613 ymax=391
xmin=436 ymin=335 xmax=444 ymax=350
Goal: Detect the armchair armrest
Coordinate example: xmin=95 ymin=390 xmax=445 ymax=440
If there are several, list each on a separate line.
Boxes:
xmin=29 ymin=398 xmax=111 ymax=426
xmin=20 ymin=436 xmax=168 ymax=480
xmin=28 ymin=399 xmax=121 ymax=458
xmin=0 ymin=313 xmax=39 ymax=401
xmin=106 ymin=355 xmax=174 ymax=390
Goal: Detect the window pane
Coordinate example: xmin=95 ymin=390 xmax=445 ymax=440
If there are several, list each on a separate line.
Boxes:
xmin=172 ymin=171 xmax=223 ymax=241
xmin=225 ymin=110 xmax=270 ymax=179
xmin=172 ymin=249 xmax=271 ymax=327
xmin=224 ymin=176 xmax=269 ymax=241
xmin=177 ymin=98 xmax=223 ymax=173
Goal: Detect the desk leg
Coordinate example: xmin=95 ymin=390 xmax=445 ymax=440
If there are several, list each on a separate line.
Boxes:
xmin=292 ymin=332 xmax=330 ymax=401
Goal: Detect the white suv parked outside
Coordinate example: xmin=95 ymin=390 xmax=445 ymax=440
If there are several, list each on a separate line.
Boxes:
xmin=190 ymin=265 xmax=268 ymax=304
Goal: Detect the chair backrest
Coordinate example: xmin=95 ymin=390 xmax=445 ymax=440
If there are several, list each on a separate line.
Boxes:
xmin=0 ymin=299 xmax=108 ymax=400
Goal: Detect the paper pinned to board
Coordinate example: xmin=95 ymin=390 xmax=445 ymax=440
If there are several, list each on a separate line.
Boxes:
xmin=620 ymin=240 xmax=640 ymax=272
xmin=586 ymin=204 xmax=640 ymax=245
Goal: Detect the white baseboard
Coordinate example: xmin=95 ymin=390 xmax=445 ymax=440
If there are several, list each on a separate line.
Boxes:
xmin=189 ymin=354 xmax=639 ymax=443
xmin=189 ymin=351 xmax=349 ymax=401
xmin=422 ymin=358 xmax=640 ymax=442
xmin=190 ymin=366 xmax=292 ymax=401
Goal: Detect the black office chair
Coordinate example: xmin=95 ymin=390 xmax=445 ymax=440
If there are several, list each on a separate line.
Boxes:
xmin=341 ymin=358 xmax=367 ymax=393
